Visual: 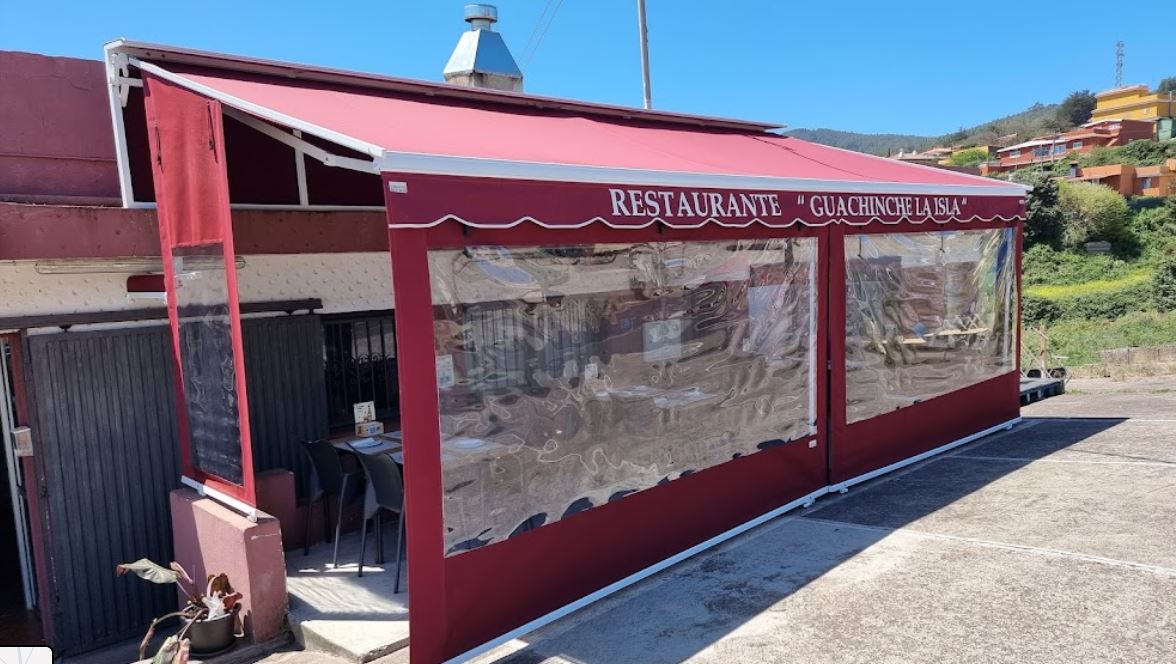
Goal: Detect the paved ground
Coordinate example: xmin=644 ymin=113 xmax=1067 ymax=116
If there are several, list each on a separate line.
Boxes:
xmin=286 ymin=527 xmax=409 ymax=661
xmin=246 ymin=376 xmax=1176 ymax=664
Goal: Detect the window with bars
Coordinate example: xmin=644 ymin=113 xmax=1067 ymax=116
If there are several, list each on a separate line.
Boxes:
xmin=322 ymin=312 xmax=399 ymax=432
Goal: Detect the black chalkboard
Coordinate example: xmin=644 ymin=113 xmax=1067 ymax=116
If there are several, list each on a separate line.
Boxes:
xmin=178 ymin=305 xmax=244 ymax=485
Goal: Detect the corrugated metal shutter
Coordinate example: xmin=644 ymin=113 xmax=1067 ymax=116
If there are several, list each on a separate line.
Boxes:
xmin=30 ymin=325 xmax=182 ymax=653
xmin=30 ymin=314 xmax=328 ymax=654
xmin=243 ymin=314 xmax=328 ymax=497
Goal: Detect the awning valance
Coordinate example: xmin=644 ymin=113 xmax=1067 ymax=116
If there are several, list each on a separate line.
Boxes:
xmin=384 ymin=174 xmax=1024 ymax=229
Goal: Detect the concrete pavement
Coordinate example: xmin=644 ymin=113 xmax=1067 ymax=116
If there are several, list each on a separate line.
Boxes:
xmin=249 ymin=377 xmax=1176 ymax=664
xmin=465 ymin=377 xmax=1176 ymax=664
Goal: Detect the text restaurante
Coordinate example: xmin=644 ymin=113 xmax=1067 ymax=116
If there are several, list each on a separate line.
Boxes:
xmin=609 ymin=189 xmax=782 ymax=218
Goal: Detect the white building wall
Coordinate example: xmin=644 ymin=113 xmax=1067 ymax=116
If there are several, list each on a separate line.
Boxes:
xmin=0 ymin=253 xmax=394 ymax=333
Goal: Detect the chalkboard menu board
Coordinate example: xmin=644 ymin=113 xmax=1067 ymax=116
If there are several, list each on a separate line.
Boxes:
xmin=178 ymin=306 xmax=243 ymax=484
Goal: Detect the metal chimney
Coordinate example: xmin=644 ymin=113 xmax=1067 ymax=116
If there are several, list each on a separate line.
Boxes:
xmin=443 ymin=4 xmax=524 ymax=92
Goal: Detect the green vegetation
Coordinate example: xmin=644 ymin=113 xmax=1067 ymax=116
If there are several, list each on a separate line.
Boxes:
xmin=1056 ymin=180 xmax=1132 ymax=250
xmin=1042 ymin=139 xmax=1176 ymax=174
xmin=1020 ymin=186 xmax=1176 ymax=368
xmin=1158 ymin=77 xmax=1176 ymax=94
xmin=948 ymin=147 xmax=989 ymax=167
xmin=782 ymin=128 xmax=933 ymax=156
xmin=1012 ymin=171 xmax=1064 ymax=249
xmin=1055 ymin=90 xmax=1096 ymax=129
xmin=787 ymin=101 xmax=1063 ymax=156
xmin=1024 ymin=310 xmax=1176 ymax=366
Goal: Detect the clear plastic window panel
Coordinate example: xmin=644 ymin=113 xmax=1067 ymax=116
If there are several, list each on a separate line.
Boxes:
xmin=844 ymin=229 xmax=1016 ymax=424
xmin=429 ymin=240 xmax=817 ymax=555
xmin=174 ymin=245 xmax=244 ymax=484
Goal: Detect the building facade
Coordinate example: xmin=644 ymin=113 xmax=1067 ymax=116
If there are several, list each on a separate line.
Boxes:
xmin=1091 ymin=85 xmax=1176 ymax=124
xmin=981 ymin=119 xmax=1155 ymax=174
xmin=1063 ymin=159 xmax=1176 ymax=197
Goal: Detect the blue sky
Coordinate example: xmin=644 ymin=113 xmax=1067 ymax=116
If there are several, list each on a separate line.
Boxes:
xmin=3 ymin=1 xmax=1172 ymax=136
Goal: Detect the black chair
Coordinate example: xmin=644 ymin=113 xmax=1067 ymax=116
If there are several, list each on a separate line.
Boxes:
xmin=347 ymin=443 xmax=406 ymax=593
xmin=301 ymin=440 xmax=364 ymax=566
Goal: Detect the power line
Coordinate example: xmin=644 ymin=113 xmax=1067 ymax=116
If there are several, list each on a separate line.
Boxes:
xmin=521 ymin=0 xmax=558 ymax=67
xmin=522 ymin=0 xmax=566 ymax=71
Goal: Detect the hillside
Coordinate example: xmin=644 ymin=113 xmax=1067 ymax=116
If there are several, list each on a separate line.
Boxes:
xmin=783 ymin=128 xmax=933 ymax=156
xmin=787 ymin=102 xmax=1062 ymax=155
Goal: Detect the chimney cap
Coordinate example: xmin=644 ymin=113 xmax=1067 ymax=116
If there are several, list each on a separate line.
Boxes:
xmin=464 ymin=4 xmax=498 ymax=26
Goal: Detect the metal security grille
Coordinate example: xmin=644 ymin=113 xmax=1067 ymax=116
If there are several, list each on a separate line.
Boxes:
xmin=29 ymin=315 xmax=328 ymax=654
xmin=322 ymin=312 xmax=399 ymax=431
xmin=30 ymin=326 xmax=182 ymax=654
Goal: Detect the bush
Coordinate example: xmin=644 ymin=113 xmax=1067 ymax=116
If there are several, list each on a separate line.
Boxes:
xmin=948 ymin=147 xmax=990 ymax=167
xmin=1057 ymin=180 xmax=1133 ymax=250
xmin=1024 ymin=310 xmax=1176 ymax=366
xmin=1022 ymin=244 xmax=1135 ymax=287
xmin=1011 ymin=171 xmax=1064 ymax=249
xmin=1023 ymin=295 xmax=1062 ymax=326
xmin=1154 ymin=257 xmax=1176 ymax=312
xmin=1025 ymin=280 xmax=1153 ymax=325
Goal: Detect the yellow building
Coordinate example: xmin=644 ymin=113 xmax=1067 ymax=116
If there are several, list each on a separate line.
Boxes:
xmin=1091 ymin=85 xmax=1176 ymax=123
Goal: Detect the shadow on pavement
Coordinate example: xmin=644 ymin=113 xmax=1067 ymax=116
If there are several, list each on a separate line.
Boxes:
xmin=492 ymin=415 xmax=1130 ymax=664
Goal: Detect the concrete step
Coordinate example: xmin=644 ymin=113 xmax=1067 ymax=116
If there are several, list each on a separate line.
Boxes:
xmin=288 ymin=595 xmax=409 ymax=664
xmin=286 ymin=530 xmax=410 ymax=663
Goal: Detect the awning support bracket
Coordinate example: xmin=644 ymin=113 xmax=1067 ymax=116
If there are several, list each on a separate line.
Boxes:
xmin=223 ymin=107 xmax=380 ymax=175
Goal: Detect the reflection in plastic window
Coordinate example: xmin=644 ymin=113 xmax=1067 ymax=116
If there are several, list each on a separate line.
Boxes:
xmin=174 ymin=245 xmax=243 ymax=484
xmin=430 ymin=240 xmax=817 ymax=554
xmin=844 ymin=229 xmax=1016 ymax=424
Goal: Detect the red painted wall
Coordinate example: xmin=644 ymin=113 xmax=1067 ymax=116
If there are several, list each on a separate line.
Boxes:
xmin=0 ymin=51 xmax=119 ymax=203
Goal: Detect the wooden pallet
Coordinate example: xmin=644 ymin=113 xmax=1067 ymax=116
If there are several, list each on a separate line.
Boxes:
xmin=1020 ymin=376 xmax=1065 ymax=406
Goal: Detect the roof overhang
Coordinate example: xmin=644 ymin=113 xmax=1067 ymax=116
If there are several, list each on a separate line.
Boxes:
xmin=104 ymin=40 xmax=1027 ymax=229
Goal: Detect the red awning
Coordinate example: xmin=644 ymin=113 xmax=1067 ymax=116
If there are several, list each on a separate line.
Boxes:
xmin=114 ymin=41 xmax=1027 ymax=229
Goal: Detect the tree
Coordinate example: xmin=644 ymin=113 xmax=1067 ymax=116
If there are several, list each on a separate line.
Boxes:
xmin=1056 ymin=180 xmax=1132 ymax=250
xmin=1011 ymin=171 xmax=1065 ymax=250
xmin=1056 ymin=90 xmax=1097 ymax=128
xmin=1158 ymin=77 xmax=1176 ymax=94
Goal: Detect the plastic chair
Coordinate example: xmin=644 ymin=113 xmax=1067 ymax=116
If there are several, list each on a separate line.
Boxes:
xmin=301 ymin=439 xmax=364 ymax=566
xmin=347 ymin=443 xmax=406 ymax=593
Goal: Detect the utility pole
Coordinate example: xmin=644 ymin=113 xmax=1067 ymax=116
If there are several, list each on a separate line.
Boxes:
xmin=1115 ymin=40 xmax=1124 ymax=87
xmin=637 ymin=0 xmax=652 ymax=109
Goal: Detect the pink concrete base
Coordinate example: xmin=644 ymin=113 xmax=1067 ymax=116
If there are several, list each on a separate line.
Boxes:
xmin=256 ymin=468 xmax=363 ymax=551
xmin=170 ymin=488 xmax=287 ymax=643
xmin=256 ymin=470 xmax=300 ymax=551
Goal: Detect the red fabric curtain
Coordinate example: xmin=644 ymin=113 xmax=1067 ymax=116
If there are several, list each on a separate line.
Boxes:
xmin=143 ymin=73 xmax=256 ymax=505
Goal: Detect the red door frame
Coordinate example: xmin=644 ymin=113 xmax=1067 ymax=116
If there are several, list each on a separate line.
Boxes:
xmin=386 ymin=177 xmax=833 ymax=662
xmin=2 ymin=332 xmax=53 ymax=634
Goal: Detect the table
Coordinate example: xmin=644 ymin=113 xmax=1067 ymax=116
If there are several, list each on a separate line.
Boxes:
xmin=332 ymin=431 xmax=404 ymax=464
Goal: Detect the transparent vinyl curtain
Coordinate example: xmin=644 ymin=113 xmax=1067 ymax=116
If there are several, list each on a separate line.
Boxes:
xmin=428 ymin=240 xmax=818 ymax=554
xmin=844 ymin=228 xmax=1016 ymax=424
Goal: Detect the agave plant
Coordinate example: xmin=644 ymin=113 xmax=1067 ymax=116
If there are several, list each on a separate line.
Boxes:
xmin=116 ymin=559 xmax=243 ymax=664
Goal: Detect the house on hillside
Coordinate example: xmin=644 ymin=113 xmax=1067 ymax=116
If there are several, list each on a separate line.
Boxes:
xmin=1091 ymin=85 xmax=1176 ymax=124
xmin=1065 ymin=159 xmax=1176 ymax=197
xmin=980 ymin=119 xmax=1155 ymax=174
xmin=893 ymin=146 xmax=953 ymax=165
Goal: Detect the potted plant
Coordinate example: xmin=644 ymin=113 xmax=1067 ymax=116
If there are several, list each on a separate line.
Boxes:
xmin=116 ymin=558 xmax=244 ymax=663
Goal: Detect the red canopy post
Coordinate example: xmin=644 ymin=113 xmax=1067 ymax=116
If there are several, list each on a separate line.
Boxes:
xmin=383 ymin=207 xmax=448 ymax=663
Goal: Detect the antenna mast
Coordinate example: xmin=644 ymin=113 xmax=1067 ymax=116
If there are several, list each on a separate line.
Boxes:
xmin=1115 ymin=40 xmax=1124 ymax=87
